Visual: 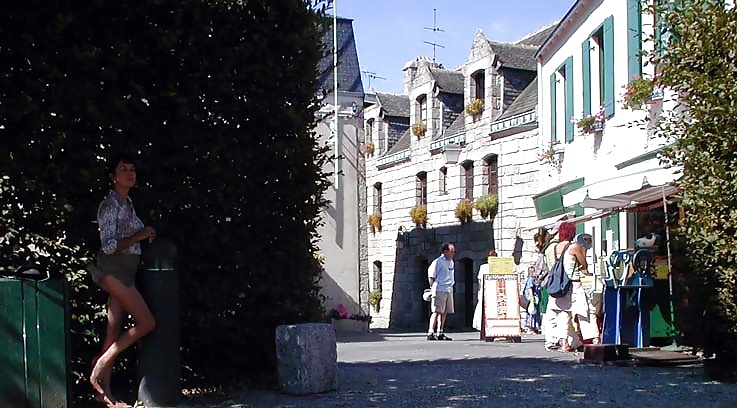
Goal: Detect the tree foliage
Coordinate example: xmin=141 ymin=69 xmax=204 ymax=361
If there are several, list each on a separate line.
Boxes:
xmin=0 ymin=0 xmax=332 ymax=399
xmin=646 ymin=0 xmax=737 ymax=380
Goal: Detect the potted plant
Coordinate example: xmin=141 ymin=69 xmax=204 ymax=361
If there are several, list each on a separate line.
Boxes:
xmin=410 ymin=205 xmax=428 ymax=228
xmin=455 ymin=199 xmax=473 ymax=224
xmin=622 ymin=76 xmax=655 ymax=110
xmin=329 ymin=304 xmax=372 ymax=332
xmin=465 ymin=98 xmax=484 ymax=117
xmin=369 ymin=289 xmax=382 ymax=312
xmin=538 ymin=141 xmax=562 ymax=172
xmin=365 ymin=141 xmax=375 ymax=156
xmin=412 ymin=122 xmax=427 ymax=138
xmin=368 ymin=212 xmax=382 ymax=234
xmin=574 ymin=105 xmax=606 ymax=134
xmin=474 ymin=194 xmax=499 ymax=220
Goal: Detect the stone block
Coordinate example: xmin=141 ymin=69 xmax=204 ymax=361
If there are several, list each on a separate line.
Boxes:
xmin=275 ymin=323 xmax=337 ymax=395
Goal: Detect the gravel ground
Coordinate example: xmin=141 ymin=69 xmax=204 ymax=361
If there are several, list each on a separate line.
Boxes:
xmin=180 ymin=331 xmax=737 ymax=408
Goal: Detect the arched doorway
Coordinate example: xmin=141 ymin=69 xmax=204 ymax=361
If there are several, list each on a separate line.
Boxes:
xmin=416 ymin=256 xmax=430 ymax=325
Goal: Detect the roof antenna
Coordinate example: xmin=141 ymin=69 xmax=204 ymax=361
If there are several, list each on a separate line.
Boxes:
xmin=423 ymin=8 xmax=445 ymax=63
xmin=361 ymin=70 xmax=387 ymax=90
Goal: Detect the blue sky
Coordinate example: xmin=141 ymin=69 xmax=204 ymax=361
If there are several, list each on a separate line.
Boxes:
xmin=335 ymin=0 xmax=576 ymax=93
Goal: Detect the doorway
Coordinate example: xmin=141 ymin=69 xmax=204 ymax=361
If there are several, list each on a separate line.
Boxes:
xmin=448 ymin=257 xmax=474 ymax=328
xmin=417 ymin=256 xmax=430 ymax=325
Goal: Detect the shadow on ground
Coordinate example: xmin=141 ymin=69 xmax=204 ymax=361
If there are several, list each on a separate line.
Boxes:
xmin=181 ymin=355 xmax=733 ymax=408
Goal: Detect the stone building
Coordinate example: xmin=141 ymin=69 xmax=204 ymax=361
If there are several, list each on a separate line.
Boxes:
xmin=365 ymin=25 xmax=555 ymax=329
xmin=314 ymin=17 xmax=369 ymax=316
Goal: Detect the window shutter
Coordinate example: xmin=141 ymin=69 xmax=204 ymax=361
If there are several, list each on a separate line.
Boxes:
xmin=549 ymin=73 xmax=557 ymax=142
xmin=582 ymin=39 xmax=592 ymax=116
xmin=564 ymin=56 xmax=574 ymax=143
xmin=603 ymin=15 xmax=615 ymax=117
xmin=627 ymin=0 xmax=642 ymax=81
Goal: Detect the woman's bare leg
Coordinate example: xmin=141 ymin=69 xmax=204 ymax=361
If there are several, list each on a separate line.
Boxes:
xmin=90 ymin=276 xmax=155 ymax=396
xmin=94 ymin=297 xmax=125 ymax=403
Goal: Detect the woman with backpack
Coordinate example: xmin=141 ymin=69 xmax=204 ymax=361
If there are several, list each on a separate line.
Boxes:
xmin=551 ymin=224 xmax=599 ymax=351
xmin=533 ymin=227 xmax=560 ymax=350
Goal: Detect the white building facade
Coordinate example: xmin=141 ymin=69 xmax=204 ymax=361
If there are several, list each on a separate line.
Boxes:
xmin=533 ymin=0 xmax=680 ymax=267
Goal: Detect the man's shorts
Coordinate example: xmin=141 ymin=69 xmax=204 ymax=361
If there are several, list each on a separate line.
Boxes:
xmin=431 ymin=291 xmax=454 ymax=314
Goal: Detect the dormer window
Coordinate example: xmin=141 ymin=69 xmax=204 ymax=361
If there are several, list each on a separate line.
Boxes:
xmin=416 ymin=94 xmax=427 ymax=124
xmin=471 ymin=70 xmax=485 ymax=101
xmin=366 ymin=118 xmax=374 ymax=142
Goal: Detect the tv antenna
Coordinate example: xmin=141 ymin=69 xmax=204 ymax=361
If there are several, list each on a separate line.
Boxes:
xmin=361 ymin=70 xmax=387 ymax=89
xmin=423 ymin=8 xmax=445 ymax=63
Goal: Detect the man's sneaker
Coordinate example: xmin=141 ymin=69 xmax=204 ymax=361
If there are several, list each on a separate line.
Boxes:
xmin=426 ymin=333 xmax=437 ymax=341
xmin=437 ymin=333 xmax=453 ymax=341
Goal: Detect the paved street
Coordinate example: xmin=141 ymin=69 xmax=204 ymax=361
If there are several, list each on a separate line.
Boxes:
xmin=183 ymin=330 xmax=737 ymax=408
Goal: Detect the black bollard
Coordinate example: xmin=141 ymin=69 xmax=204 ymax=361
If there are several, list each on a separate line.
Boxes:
xmin=137 ymin=238 xmax=180 ymax=407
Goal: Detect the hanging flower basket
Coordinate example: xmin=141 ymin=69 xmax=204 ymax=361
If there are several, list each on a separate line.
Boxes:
xmin=455 ymin=199 xmax=473 ymax=224
xmin=365 ymin=141 xmax=375 ymax=156
xmin=538 ymin=141 xmax=562 ymax=172
xmin=412 ymin=122 xmax=427 ymax=138
xmin=465 ymin=98 xmax=484 ymax=117
xmin=410 ymin=205 xmax=428 ymax=228
xmin=622 ymin=76 xmax=655 ymax=110
xmin=368 ymin=212 xmax=382 ymax=234
xmin=369 ymin=289 xmax=382 ymax=312
xmin=574 ymin=105 xmax=606 ymax=135
xmin=474 ymin=195 xmax=499 ymax=220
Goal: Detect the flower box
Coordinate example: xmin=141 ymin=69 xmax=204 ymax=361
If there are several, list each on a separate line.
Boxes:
xmin=331 ymin=318 xmax=369 ymax=333
xmin=647 ymin=87 xmax=664 ymax=103
xmin=589 ymin=122 xmax=604 ymax=133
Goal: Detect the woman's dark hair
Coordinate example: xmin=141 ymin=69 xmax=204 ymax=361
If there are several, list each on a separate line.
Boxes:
xmin=558 ymin=222 xmax=576 ymax=242
xmin=441 ymin=242 xmax=455 ymax=252
xmin=107 ymin=153 xmax=136 ymax=177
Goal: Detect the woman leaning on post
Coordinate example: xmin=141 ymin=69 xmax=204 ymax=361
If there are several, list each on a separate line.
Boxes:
xmin=86 ymin=153 xmax=157 ymax=408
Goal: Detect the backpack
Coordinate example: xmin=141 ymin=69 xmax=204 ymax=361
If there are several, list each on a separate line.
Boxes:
xmin=532 ymin=253 xmax=550 ymax=288
xmin=547 ymin=243 xmax=573 ymax=299
xmin=533 ymin=242 xmax=554 ymax=288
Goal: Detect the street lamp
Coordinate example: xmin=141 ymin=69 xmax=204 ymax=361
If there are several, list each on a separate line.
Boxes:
xmin=396 ymin=226 xmax=410 ymax=249
xmin=442 ymin=143 xmax=462 ymax=165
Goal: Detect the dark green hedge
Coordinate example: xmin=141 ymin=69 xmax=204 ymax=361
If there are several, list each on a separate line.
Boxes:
xmin=0 ymin=0 xmax=331 ymax=400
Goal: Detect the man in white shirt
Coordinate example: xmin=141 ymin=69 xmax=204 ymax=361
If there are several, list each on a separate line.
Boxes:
xmin=427 ymin=242 xmax=456 ymax=341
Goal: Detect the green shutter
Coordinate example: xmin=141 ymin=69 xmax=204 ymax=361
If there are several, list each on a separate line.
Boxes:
xmin=582 ymin=39 xmax=591 ymax=116
xmin=603 ymin=15 xmax=615 ymax=117
xmin=627 ymin=0 xmax=642 ymax=80
xmin=550 ymin=73 xmax=557 ymax=142
xmin=564 ymin=57 xmax=574 ymax=143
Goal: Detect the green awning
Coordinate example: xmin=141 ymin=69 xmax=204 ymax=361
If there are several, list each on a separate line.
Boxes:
xmin=532 ymin=177 xmax=585 ymax=219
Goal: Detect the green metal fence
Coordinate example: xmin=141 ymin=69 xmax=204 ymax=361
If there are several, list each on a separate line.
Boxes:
xmin=0 ymin=276 xmax=71 ymax=408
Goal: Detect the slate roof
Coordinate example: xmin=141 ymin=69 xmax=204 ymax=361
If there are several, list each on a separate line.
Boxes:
xmin=515 ymin=23 xmax=558 ymax=47
xmin=487 ymin=41 xmax=538 ymax=72
xmin=495 ymin=78 xmax=538 ymax=121
xmin=384 ymin=128 xmax=411 ymax=155
xmin=375 ymin=92 xmax=410 ymax=118
xmin=318 ymin=17 xmax=364 ymax=95
xmin=433 ymin=114 xmax=465 ymax=141
xmin=429 ymin=68 xmax=464 ymax=94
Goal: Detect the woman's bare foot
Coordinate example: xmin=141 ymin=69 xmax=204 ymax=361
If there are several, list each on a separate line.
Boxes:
xmin=93 ymin=391 xmax=118 ymax=408
xmin=90 ymin=355 xmax=112 ymax=397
